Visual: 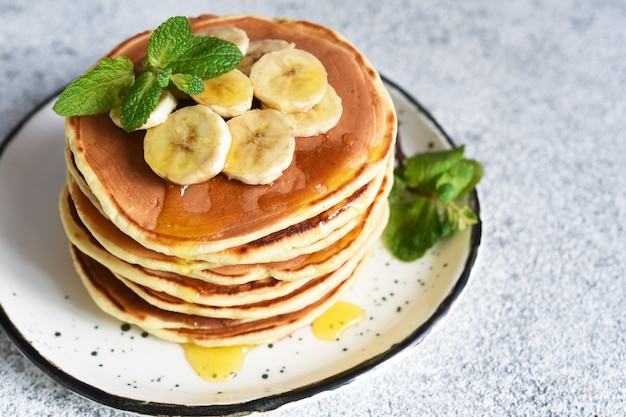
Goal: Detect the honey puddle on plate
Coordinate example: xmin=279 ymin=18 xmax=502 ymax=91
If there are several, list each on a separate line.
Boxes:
xmin=182 ymin=344 xmax=252 ymax=383
xmin=311 ymin=301 xmax=365 ymax=341
xmin=182 ymin=301 xmax=364 ymax=382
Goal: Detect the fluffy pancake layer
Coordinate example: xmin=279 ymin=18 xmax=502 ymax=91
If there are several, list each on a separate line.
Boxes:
xmin=59 ymin=15 xmax=396 ymax=347
xmin=70 ymin=244 xmax=369 ymax=347
xmin=61 ymin=184 xmax=389 ymax=311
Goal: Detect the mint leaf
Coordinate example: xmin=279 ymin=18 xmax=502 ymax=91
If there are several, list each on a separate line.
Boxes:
xmin=156 ymin=68 xmax=173 ymax=88
xmin=403 ymin=145 xmax=465 ymax=189
xmin=52 ymin=16 xmax=243 ymax=126
xmin=388 ymin=172 xmax=408 ymax=206
xmin=169 ymin=73 xmax=204 ymax=95
xmin=146 ymin=16 xmax=192 ymax=67
xmin=435 ymin=158 xmax=479 ymax=203
xmin=385 ymin=144 xmax=482 ymax=261
xmin=385 ymin=197 xmax=443 ymax=262
xmin=53 ymin=56 xmax=134 ymax=116
xmin=168 ymin=36 xmax=243 ymax=79
xmin=457 ymin=159 xmax=484 ymax=197
xmin=441 ymin=205 xmax=458 ymax=238
xmin=119 ymin=72 xmax=161 ymax=132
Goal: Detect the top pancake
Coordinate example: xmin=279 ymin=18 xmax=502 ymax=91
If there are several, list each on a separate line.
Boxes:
xmin=66 ymin=15 xmax=397 ymax=258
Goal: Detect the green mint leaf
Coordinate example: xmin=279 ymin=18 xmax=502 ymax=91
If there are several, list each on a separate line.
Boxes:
xmin=385 ymin=197 xmax=444 ymax=262
xmin=156 ymin=68 xmax=173 ymax=88
xmin=53 ymin=56 xmax=135 ymax=116
xmin=403 ymin=146 xmax=465 ymax=189
xmin=119 ymin=72 xmax=162 ymax=132
xmin=457 ymin=159 xmax=484 ymax=197
xmin=441 ymin=205 xmax=458 ymax=238
xmin=435 ymin=158 xmax=479 ymax=203
xmin=52 ymin=17 xmax=245 ymax=123
xmin=168 ymin=36 xmax=243 ymax=79
xmin=388 ymin=172 xmax=408 ymax=206
xmin=146 ymin=16 xmax=192 ymax=68
xmin=169 ymin=73 xmax=204 ymax=95
xmin=385 ymin=144 xmax=483 ymax=262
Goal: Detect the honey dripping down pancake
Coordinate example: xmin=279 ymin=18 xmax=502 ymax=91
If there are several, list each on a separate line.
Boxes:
xmin=60 ymin=184 xmax=389 ymax=310
xmin=58 ymin=14 xmax=397 ymax=358
xmin=65 ymin=153 xmax=393 ymax=267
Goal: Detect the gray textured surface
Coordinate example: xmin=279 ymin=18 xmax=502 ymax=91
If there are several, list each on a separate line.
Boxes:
xmin=1 ymin=0 xmax=625 ymax=416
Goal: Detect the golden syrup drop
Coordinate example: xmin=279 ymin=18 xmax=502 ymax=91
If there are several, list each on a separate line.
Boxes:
xmin=155 ymin=183 xmax=187 ymax=235
xmin=342 ymin=133 xmax=357 ymax=146
xmin=312 ymin=301 xmax=365 ymax=341
xmin=182 ymin=344 xmax=251 ymax=383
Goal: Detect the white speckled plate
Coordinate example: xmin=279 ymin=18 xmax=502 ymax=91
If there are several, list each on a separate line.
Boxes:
xmin=0 ymin=79 xmax=481 ymax=416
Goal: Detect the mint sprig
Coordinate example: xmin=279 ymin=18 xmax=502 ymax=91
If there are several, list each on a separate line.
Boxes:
xmin=385 ymin=145 xmax=483 ymax=262
xmin=52 ymin=16 xmax=243 ymax=132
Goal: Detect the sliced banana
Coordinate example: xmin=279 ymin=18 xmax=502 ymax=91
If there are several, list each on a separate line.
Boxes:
xmin=143 ymin=105 xmax=231 ymax=185
xmin=110 ymin=90 xmax=177 ymax=131
xmin=285 ymin=85 xmax=343 ymax=137
xmin=223 ymin=109 xmax=295 ymax=185
xmin=250 ymin=48 xmax=328 ymax=113
xmin=190 ymin=69 xmax=254 ymax=118
xmin=238 ymin=39 xmax=295 ymax=75
xmin=195 ymin=26 xmax=249 ymax=55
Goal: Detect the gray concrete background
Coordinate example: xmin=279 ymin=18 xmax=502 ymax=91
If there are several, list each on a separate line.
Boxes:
xmin=1 ymin=1 xmax=625 ymax=415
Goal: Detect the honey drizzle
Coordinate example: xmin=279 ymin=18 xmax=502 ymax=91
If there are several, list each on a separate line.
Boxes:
xmin=155 ymin=183 xmax=188 ymax=235
xmin=182 ymin=344 xmax=252 ymax=383
xmin=154 ymin=183 xmax=219 ymax=238
xmin=311 ymin=301 xmax=365 ymax=341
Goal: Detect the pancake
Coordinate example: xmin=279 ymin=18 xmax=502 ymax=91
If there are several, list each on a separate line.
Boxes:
xmin=64 ymin=146 xmax=105 ymax=218
xmin=70 ymin=244 xmax=368 ymax=347
xmin=60 ymin=185 xmax=388 ymax=309
xmin=62 ymin=182 xmax=388 ymax=286
xmin=112 ymin=240 xmax=367 ymax=320
xmin=59 ymin=14 xmax=397 ymax=348
xmin=65 ymin=15 xmax=396 ymax=259
xmin=65 ymin=155 xmax=392 ymax=268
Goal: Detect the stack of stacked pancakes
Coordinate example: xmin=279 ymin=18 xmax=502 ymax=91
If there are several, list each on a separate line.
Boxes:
xmin=59 ymin=15 xmax=397 ymax=347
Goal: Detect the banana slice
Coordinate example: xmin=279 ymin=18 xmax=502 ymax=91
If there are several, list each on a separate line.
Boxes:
xmin=195 ymin=26 xmax=249 ymax=55
xmin=250 ymin=48 xmax=328 ymax=113
xmin=238 ymin=39 xmax=295 ymax=75
xmin=109 ymin=90 xmax=177 ymax=131
xmin=143 ymin=105 xmax=231 ymax=185
xmin=223 ymin=109 xmax=295 ymax=185
xmin=190 ymin=69 xmax=254 ymax=118
xmin=285 ymin=85 xmax=343 ymax=137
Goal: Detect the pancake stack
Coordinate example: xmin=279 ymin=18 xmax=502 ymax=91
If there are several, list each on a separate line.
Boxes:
xmin=59 ymin=15 xmax=397 ymax=347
